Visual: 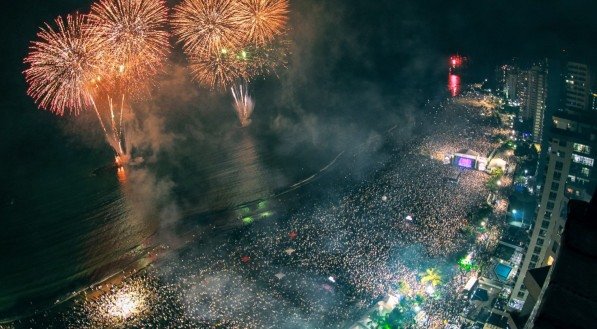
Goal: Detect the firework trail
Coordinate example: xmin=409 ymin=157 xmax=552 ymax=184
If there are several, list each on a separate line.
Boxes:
xmin=237 ymin=0 xmax=289 ymax=46
xmin=231 ymin=83 xmax=254 ymax=127
xmin=171 ymin=0 xmax=244 ymax=57
xmin=88 ymin=0 xmax=170 ymax=164
xmin=24 ymin=1 xmax=169 ymax=166
xmin=23 ymin=13 xmax=101 ymax=116
xmin=171 ymin=0 xmax=289 ymax=127
xmin=23 ymin=13 xmax=127 ymax=160
xmin=22 ymin=13 xmax=123 ymax=159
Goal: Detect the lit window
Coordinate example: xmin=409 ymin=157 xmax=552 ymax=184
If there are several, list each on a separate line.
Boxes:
xmin=573 ymin=143 xmax=591 ymax=154
xmin=572 ymin=154 xmax=594 ymax=167
xmin=547 ymin=256 xmax=554 ymax=265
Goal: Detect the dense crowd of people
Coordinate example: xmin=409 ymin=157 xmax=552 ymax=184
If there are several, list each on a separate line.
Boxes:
xmin=40 ymin=91 xmax=505 ymax=328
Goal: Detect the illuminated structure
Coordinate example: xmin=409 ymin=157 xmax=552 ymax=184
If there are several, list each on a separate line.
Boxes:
xmin=495 ymin=64 xmax=518 ymax=100
xmin=564 ymin=62 xmax=591 ymax=112
xmin=527 ymin=63 xmax=548 ymax=144
xmin=508 ymin=191 xmax=597 ymax=329
xmin=522 ymin=193 xmax=597 ymax=329
xmin=449 ymin=149 xmax=488 ymax=171
xmin=509 ymin=61 xmax=597 ymax=313
xmin=512 ymin=61 xmax=548 ymax=144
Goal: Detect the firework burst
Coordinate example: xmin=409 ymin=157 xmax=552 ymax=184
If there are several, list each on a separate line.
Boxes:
xmin=172 ymin=0 xmax=244 ymax=57
xmin=23 ymin=13 xmax=102 ymax=115
xmin=238 ymin=38 xmax=289 ymax=77
xmin=189 ymin=50 xmax=246 ymax=89
xmin=89 ymin=0 xmax=170 ymax=86
xmin=237 ymin=0 xmax=289 ymax=46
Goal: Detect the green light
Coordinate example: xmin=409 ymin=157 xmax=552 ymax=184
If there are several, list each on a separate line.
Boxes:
xmin=458 ymin=254 xmax=478 ymax=272
xmin=258 ymin=201 xmax=267 ymax=209
xmin=260 ymin=211 xmax=273 ymax=218
xmin=242 ymin=216 xmax=254 ymax=224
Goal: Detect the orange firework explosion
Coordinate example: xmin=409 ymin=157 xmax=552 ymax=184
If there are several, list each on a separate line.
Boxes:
xmin=239 ymin=39 xmax=289 ymax=77
xmin=188 ymin=50 xmax=246 ymax=89
xmin=89 ymin=0 xmax=170 ymax=85
xmin=24 ymin=13 xmax=102 ymax=115
xmin=237 ymin=0 xmax=289 ymax=46
xmin=171 ymin=0 xmax=244 ymax=57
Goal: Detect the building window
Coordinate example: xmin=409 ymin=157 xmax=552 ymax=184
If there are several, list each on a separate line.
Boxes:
xmin=553 ymin=172 xmax=562 ymax=180
xmin=534 ymin=246 xmax=542 ymax=254
xmin=552 ymin=242 xmax=559 ymax=253
xmin=544 ymin=211 xmax=552 ymax=219
xmin=537 ymin=238 xmax=545 ymax=246
xmin=542 ymin=220 xmax=550 ymax=229
xmin=547 ymin=256 xmax=555 ymax=265
xmin=572 ymin=154 xmax=594 ymax=167
xmin=547 ymin=202 xmax=554 ymax=210
xmin=581 ymin=167 xmax=590 ymax=178
xmin=549 ymin=192 xmax=557 ymax=201
xmin=573 ymin=143 xmax=591 ymax=155
xmin=551 ymin=182 xmax=560 ymax=191
xmin=555 ymin=161 xmax=564 ymax=170
xmin=531 ymin=255 xmax=539 ymax=262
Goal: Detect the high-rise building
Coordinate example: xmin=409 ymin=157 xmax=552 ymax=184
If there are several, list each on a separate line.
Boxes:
xmin=564 ymin=62 xmax=591 ymax=112
xmin=516 ymin=70 xmax=530 ymax=111
xmin=511 ymin=61 xmax=548 ymax=141
xmin=509 ymin=62 xmax=597 ymax=312
xmin=527 ymin=63 xmax=548 ymax=144
xmin=496 ymin=64 xmax=519 ymax=99
xmin=507 ymin=191 xmax=597 ymax=329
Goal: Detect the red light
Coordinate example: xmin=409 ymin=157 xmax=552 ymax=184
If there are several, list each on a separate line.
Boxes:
xmin=448 ymin=74 xmax=461 ymax=97
xmin=449 ymin=55 xmax=463 ymax=69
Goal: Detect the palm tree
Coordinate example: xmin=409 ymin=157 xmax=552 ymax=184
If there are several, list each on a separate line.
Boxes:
xmin=420 ymin=268 xmax=442 ymax=287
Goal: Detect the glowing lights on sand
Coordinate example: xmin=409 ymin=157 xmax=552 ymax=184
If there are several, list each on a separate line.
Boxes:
xmin=76 ymin=276 xmax=156 ymax=328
